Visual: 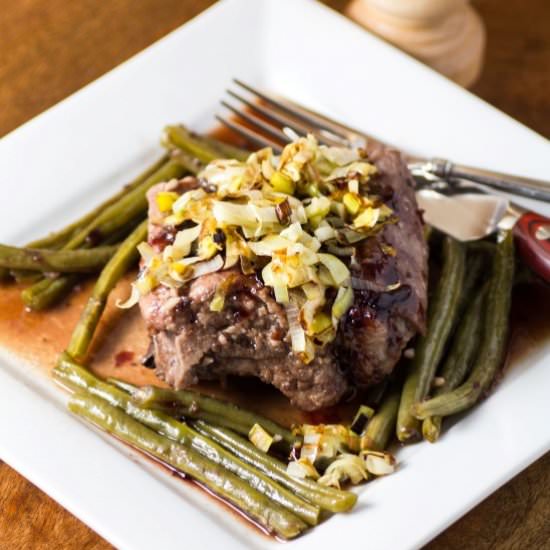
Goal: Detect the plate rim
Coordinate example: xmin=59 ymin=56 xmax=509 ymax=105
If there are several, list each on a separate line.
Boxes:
xmin=0 ymin=1 xmax=549 ymax=549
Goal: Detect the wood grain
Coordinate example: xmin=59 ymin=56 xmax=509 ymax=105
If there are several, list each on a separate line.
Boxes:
xmin=0 ymin=461 xmax=110 ymax=550
xmin=0 ymin=0 xmax=549 ymax=549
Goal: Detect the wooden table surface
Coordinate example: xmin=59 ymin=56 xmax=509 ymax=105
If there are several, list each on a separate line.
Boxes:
xmin=0 ymin=0 xmax=549 ymax=548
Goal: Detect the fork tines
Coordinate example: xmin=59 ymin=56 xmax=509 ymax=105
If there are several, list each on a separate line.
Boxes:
xmin=217 ymin=79 xmax=355 ymax=152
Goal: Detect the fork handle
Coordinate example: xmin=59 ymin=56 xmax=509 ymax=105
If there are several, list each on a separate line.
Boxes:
xmin=513 ymin=211 xmax=550 ymax=283
xmin=430 ymin=159 xmax=550 ymax=203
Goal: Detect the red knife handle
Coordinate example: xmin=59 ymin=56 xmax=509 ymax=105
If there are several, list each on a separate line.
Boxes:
xmin=513 ymin=211 xmax=550 ymax=283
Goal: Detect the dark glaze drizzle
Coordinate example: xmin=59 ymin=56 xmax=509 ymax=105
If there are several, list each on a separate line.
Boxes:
xmin=345 ymin=285 xmax=413 ymax=329
xmin=114 ymin=350 xmax=135 ymax=367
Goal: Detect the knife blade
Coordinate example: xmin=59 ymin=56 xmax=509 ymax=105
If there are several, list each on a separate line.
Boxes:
xmin=416 ymin=188 xmax=550 ymax=282
xmin=415 ymin=189 xmax=510 ymax=241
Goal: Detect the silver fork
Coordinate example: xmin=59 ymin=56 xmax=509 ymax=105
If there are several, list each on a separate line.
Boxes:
xmin=216 ymin=79 xmax=550 ymax=203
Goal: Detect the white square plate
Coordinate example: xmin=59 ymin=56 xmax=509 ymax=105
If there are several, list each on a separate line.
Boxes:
xmin=0 ymin=1 xmax=549 ymax=549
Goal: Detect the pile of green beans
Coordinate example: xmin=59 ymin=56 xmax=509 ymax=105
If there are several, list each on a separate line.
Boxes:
xmin=397 ymin=236 xmax=466 ymax=442
xmin=54 ymin=359 xmax=357 ymax=538
xmin=398 ymin=231 xmax=514 ymax=444
xmin=412 ymin=232 xmax=515 ymax=420
xmin=2 ymin=155 xmax=170 ymax=284
xmin=4 ymin=155 xmax=195 ymax=310
xmin=69 ymin=394 xmax=308 ymax=538
xmin=56 ymin=360 xmax=357 ymax=530
xmin=22 ymin=159 xmax=189 ymax=310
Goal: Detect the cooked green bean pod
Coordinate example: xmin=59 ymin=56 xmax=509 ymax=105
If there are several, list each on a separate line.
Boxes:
xmin=200 ymin=134 xmax=250 ymax=161
xmin=361 ymin=378 xmax=402 ymax=451
xmin=108 ymin=377 xmax=355 ymax=512
xmin=421 ymin=416 xmax=441 ymax=442
xmin=106 ymin=377 xmax=137 ymax=393
xmin=21 ymin=275 xmax=79 ymax=310
xmin=22 ymin=217 xmax=144 ymax=310
xmin=0 ymin=244 xmax=117 ymax=273
xmin=69 ymin=393 xmax=308 ymax=539
xmin=66 ymin=221 xmax=147 ymax=362
xmin=438 ymin=286 xmax=487 ymax=392
xmin=422 ymin=285 xmax=487 ymax=442
xmin=456 ymin=252 xmax=485 ymax=315
xmin=413 ymin=231 xmax=514 ymax=419
xmin=397 ymin=236 xmax=466 ymax=442
xmin=163 ymin=125 xmax=244 ymax=164
xmin=11 ymin=271 xmax=42 ymax=284
xmin=134 ymin=390 xmax=250 ymax=436
xmin=54 ymin=361 xmax=319 ymax=525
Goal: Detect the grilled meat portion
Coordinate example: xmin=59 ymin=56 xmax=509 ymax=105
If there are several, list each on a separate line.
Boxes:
xmin=139 ymin=146 xmax=427 ymax=410
xmin=140 ymin=270 xmax=348 ymax=410
xmin=339 ymin=142 xmax=428 ymax=387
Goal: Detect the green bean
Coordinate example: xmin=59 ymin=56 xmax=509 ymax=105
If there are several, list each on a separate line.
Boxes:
xmin=163 ymin=125 xmax=234 ymax=164
xmin=193 ymin=421 xmax=357 ymax=513
xmin=457 ymin=252 xmax=485 ymax=314
xmin=54 ymin=361 xmax=319 ymax=526
xmin=66 ymin=221 xmax=147 ymax=362
xmin=0 ymin=244 xmax=118 ymax=273
xmin=361 ymin=379 xmax=402 ymax=451
xmin=413 ymin=231 xmax=514 ymax=419
xmin=106 ymin=377 xmax=137 ymax=393
xmin=69 ymin=393 xmax=307 ymax=539
xmin=421 ymin=416 xmax=441 ymax=442
xmin=201 ymin=134 xmax=250 ymax=161
xmin=22 ymin=217 xmax=144 ymax=311
xmin=11 ymin=271 xmax=42 ymax=284
xmin=108 ymin=377 xmax=355 ymax=512
xmin=439 ymin=286 xmax=487 ymax=392
xmin=422 ymin=285 xmax=487 ymax=442
xmin=21 ymin=275 xmax=79 ymax=310
xmin=134 ymin=390 xmax=250 ymax=436
xmin=397 ymin=236 xmax=466 ymax=442
xmin=132 ymin=385 xmax=298 ymax=455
